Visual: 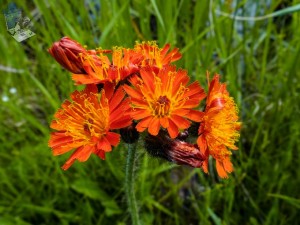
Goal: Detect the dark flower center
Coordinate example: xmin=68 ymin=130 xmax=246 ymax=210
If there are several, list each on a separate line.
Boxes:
xmin=154 ymin=95 xmax=171 ymax=117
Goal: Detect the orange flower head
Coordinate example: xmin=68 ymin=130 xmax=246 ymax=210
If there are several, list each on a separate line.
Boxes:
xmin=124 ymin=66 xmax=206 ymax=138
xmin=134 ymin=41 xmax=182 ymax=68
xmin=48 ymin=83 xmax=132 ymax=170
xmin=72 ymin=47 xmax=141 ymax=85
xmin=197 ymin=74 xmax=241 ymax=178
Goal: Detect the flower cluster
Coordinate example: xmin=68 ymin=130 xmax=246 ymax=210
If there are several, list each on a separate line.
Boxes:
xmin=48 ymin=37 xmax=241 ymax=178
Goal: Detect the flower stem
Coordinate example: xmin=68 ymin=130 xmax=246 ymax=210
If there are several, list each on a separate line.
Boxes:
xmin=125 ymin=143 xmax=141 ymax=225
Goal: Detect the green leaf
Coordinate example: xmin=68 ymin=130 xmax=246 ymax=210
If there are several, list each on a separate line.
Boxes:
xmin=150 ymin=0 xmax=166 ymax=33
xmin=217 ymin=4 xmax=300 ymax=21
xmin=0 ymin=216 xmax=31 ymax=225
xmin=71 ymin=179 xmax=122 ymax=216
xmin=146 ymin=198 xmax=175 ymax=218
xmin=268 ymin=193 xmax=300 ymax=209
xmin=207 ymin=207 xmax=222 ymax=225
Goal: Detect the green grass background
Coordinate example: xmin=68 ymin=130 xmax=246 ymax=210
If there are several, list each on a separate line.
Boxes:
xmin=0 ymin=0 xmax=299 ymax=224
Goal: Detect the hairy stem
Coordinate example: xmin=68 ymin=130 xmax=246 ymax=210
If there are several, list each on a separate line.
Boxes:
xmin=125 ymin=143 xmax=140 ymax=225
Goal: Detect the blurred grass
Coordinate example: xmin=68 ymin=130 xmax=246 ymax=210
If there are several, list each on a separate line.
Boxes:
xmin=0 ymin=0 xmax=300 ymax=224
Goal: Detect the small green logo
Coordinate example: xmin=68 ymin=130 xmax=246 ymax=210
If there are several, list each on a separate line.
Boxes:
xmin=3 ymin=2 xmax=35 ymax=42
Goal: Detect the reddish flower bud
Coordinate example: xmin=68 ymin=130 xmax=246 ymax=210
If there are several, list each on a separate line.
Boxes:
xmin=168 ymin=141 xmax=205 ymax=167
xmin=144 ymin=131 xmax=205 ymax=168
xmin=176 ymin=130 xmax=189 ymax=140
xmin=48 ymin=37 xmax=87 ymax=74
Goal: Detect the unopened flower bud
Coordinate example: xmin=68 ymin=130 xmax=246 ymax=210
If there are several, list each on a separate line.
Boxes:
xmin=177 ymin=130 xmax=189 ymax=140
xmin=48 ymin=37 xmax=87 ymax=74
xmin=144 ymin=131 xmax=205 ymax=168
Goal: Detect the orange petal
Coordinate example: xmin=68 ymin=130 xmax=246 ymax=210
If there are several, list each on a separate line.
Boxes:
xmin=197 ymin=135 xmax=207 ymax=155
xmin=61 ymin=145 xmax=93 ymax=170
xmin=123 ymin=84 xmax=144 ymax=99
xmin=76 ymin=145 xmax=94 ymax=162
xmin=160 ymin=43 xmax=170 ymax=56
xmin=160 ymin=117 xmax=169 ymax=128
xmin=95 ymin=149 xmax=106 ymax=160
xmin=169 ymin=115 xmax=190 ymax=130
xmin=184 ymin=82 xmax=204 ymax=97
xmin=48 ymin=132 xmax=72 ymax=148
xmin=131 ymin=109 xmax=150 ymax=120
xmin=148 ymin=117 xmax=160 ymax=136
xmin=109 ymin=87 xmax=125 ymax=112
xmin=84 ymin=84 xmax=98 ymax=95
xmin=109 ymin=108 xmax=124 ymax=123
xmin=106 ymin=132 xmax=120 ymax=146
xmin=172 ymin=70 xmax=189 ymax=95
xmin=60 ymin=100 xmax=72 ymax=110
xmin=140 ymin=69 xmax=155 ymax=92
xmin=172 ymin=108 xmax=190 ymax=117
xmin=110 ymin=115 xmax=132 ymax=129
xmin=97 ymin=136 xmax=112 ymax=152
xmin=130 ymin=97 xmax=149 ymax=108
xmin=62 ymin=158 xmax=76 ymax=170
xmin=72 ymin=74 xmax=102 ymax=85
xmin=223 ymin=157 xmax=233 ymax=173
xmin=216 ymin=160 xmax=228 ymax=179
xmin=136 ymin=116 xmax=152 ymax=132
xmin=103 ymin=82 xmax=116 ymax=101
xmin=167 ymin=119 xmax=179 ymax=138
xmin=185 ymin=110 xmax=204 ymax=122
xmin=183 ymin=99 xmax=202 ymax=108
xmin=201 ymin=159 xmax=209 ymax=173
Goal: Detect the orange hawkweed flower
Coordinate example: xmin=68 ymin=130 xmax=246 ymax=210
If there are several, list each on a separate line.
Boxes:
xmin=197 ymin=74 xmax=241 ymax=178
xmin=48 ymin=83 xmax=132 ymax=170
xmin=72 ymin=41 xmax=181 ymax=85
xmin=124 ymin=66 xmax=206 ymax=138
xmin=72 ymin=47 xmax=141 ymax=85
xmin=134 ymin=41 xmax=182 ymax=68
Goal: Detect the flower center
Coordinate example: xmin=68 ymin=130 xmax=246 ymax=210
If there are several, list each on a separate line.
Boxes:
xmin=83 ymin=118 xmax=95 ymax=136
xmin=64 ymin=95 xmax=109 ymax=143
xmin=153 ymin=95 xmax=171 ymax=117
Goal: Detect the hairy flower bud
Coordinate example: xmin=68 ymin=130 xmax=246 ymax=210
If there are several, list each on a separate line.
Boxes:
xmin=144 ymin=131 xmax=205 ymax=168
